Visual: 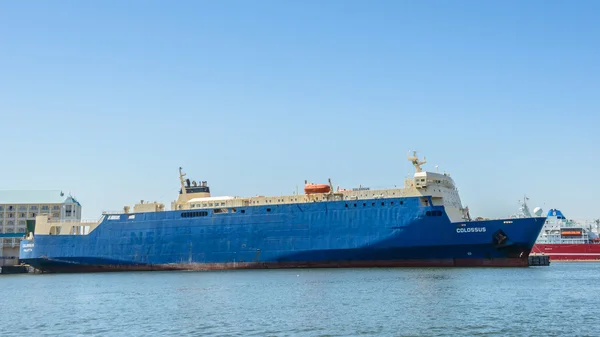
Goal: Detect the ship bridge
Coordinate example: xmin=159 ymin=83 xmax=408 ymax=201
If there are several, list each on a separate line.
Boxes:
xmin=413 ymin=171 xmax=456 ymax=190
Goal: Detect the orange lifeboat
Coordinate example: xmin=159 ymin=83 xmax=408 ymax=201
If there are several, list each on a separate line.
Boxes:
xmin=304 ymin=183 xmax=331 ymax=194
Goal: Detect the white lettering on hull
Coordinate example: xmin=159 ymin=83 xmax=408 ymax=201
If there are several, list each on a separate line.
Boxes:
xmin=456 ymin=227 xmax=487 ymax=233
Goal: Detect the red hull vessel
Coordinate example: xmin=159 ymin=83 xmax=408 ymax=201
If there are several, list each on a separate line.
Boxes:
xmin=533 ymin=243 xmax=600 ymax=261
xmin=532 ymin=208 xmax=600 ymax=261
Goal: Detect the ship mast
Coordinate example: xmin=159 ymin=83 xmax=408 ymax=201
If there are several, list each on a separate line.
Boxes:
xmin=407 ymin=151 xmax=427 ymax=173
xmin=518 ymin=195 xmax=532 ymax=218
xmin=179 ymin=167 xmax=187 ymax=196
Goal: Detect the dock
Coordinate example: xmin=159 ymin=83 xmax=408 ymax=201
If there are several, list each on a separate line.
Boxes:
xmin=528 ymin=254 xmax=551 ymax=266
xmin=0 ymin=265 xmax=30 ymax=274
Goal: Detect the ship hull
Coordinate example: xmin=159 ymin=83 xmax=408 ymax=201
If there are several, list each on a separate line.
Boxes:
xmin=532 ymin=244 xmax=600 ymax=261
xmin=19 ymin=197 xmax=546 ymax=273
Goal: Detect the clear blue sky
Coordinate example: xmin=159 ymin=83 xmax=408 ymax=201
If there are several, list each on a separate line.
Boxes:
xmin=1 ymin=1 xmax=598 ymax=220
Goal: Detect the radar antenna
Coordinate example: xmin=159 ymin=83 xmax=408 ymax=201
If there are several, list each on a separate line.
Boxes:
xmin=407 ymin=151 xmax=427 ymax=173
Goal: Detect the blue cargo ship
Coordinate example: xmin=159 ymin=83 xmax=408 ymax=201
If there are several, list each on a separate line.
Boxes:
xmin=19 ymin=153 xmax=546 ymax=272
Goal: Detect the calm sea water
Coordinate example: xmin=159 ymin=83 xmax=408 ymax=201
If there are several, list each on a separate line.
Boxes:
xmin=1 ymin=263 xmax=598 ymax=336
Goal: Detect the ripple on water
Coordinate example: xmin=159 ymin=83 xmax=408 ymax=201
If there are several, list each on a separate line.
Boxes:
xmin=1 ymin=265 xmax=600 ymax=336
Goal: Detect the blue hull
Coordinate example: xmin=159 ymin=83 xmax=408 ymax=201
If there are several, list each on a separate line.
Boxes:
xmin=19 ymin=197 xmax=546 ymax=272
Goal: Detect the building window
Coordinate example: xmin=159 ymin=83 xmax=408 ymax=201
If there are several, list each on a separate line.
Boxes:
xmin=19 ymin=205 xmax=26 ymax=211
xmin=51 ymin=212 xmax=60 ymax=218
xmin=0 ymin=206 xmax=3 ymax=211
xmin=30 ymin=213 xmax=36 ymax=218
xmin=18 ymin=220 xmax=25 ymax=226
xmin=65 ymin=205 xmax=72 ymax=217
xmin=8 ymin=213 xmax=14 ymax=218
xmin=19 ymin=213 xmax=26 ymax=218
xmin=8 ymin=205 xmax=14 ymax=211
xmin=52 ymin=205 xmax=60 ymax=211
xmin=41 ymin=206 xmax=49 ymax=211
xmin=30 ymin=206 xmax=38 ymax=211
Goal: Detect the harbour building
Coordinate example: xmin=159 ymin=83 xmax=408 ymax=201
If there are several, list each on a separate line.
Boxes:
xmin=0 ymin=190 xmax=82 ymax=266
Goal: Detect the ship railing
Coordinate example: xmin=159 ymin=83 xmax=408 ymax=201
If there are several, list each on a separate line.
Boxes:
xmin=102 ymin=210 xmax=126 ymax=215
xmin=46 ymin=219 xmax=100 ymax=225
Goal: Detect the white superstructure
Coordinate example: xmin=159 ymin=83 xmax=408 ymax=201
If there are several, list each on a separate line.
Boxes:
xmin=165 ymin=152 xmax=472 ymax=223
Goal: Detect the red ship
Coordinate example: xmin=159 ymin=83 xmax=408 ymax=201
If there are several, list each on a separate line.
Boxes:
xmin=532 ymin=209 xmax=600 ymax=261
